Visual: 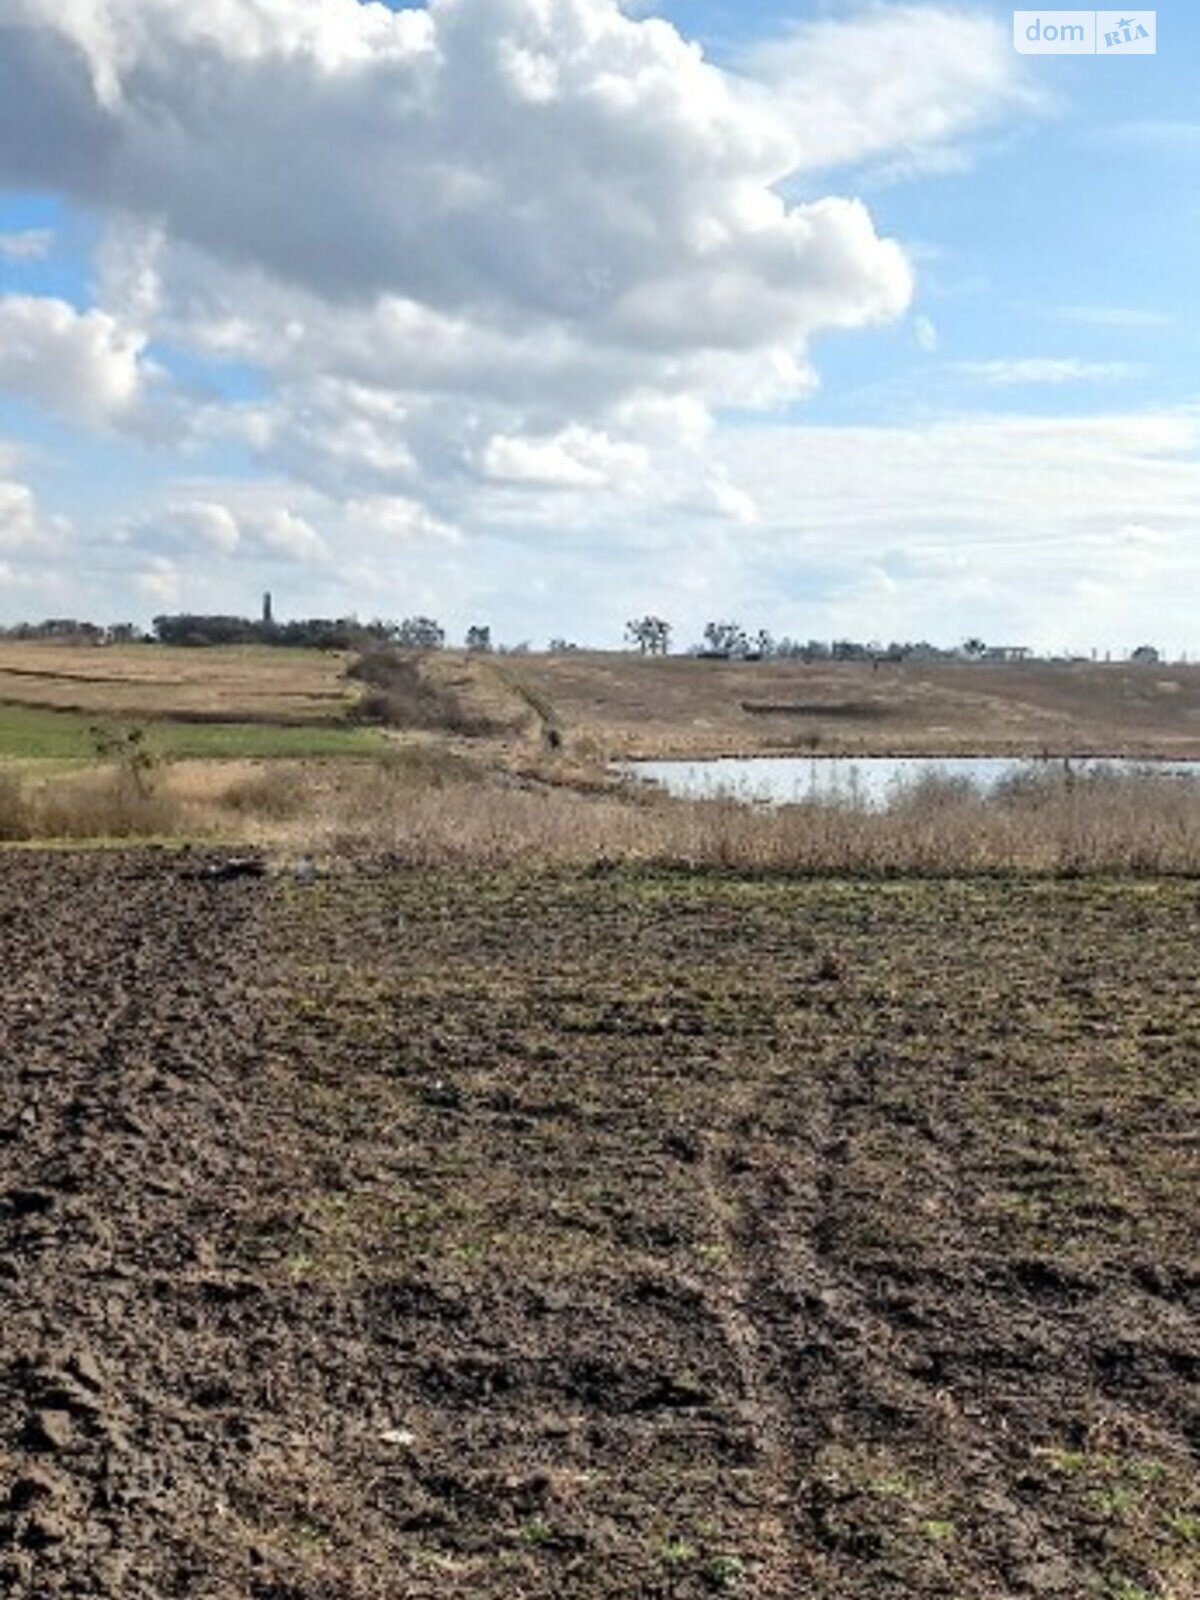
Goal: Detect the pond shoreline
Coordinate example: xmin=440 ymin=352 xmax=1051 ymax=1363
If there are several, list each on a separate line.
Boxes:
xmin=620 ymin=749 xmax=1200 ymax=765
xmin=618 ymin=753 xmax=1200 ymax=809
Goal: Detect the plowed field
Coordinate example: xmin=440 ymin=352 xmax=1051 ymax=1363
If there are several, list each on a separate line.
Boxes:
xmin=2 ymin=855 xmax=1197 ymax=1598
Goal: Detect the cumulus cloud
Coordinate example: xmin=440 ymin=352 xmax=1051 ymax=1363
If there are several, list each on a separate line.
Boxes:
xmin=1 ymin=0 xmax=909 ymax=339
xmin=1 ymin=0 xmax=1014 ymax=570
xmin=125 ymin=501 xmax=242 ymax=555
xmin=482 ymin=425 xmax=649 ymax=490
xmin=477 ymin=417 xmax=761 ymax=529
xmin=0 ymin=477 xmax=62 ymax=551
xmin=0 ymin=295 xmax=149 ymax=424
xmin=0 ymin=471 xmax=70 ymax=614
xmin=0 ymin=0 xmax=1060 ymax=632
xmin=1 ymin=0 xmax=918 ymax=466
xmin=211 ymin=377 xmax=420 ymax=498
xmin=252 ymin=509 xmax=327 ymax=564
xmin=125 ymin=499 xmax=327 ymax=565
xmin=134 ymin=557 xmax=184 ymax=607
xmin=343 ymin=496 xmax=459 ymax=544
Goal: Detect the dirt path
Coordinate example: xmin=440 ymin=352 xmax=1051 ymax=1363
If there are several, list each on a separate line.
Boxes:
xmin=2 ymin=857 xmax=1197 ymax=1598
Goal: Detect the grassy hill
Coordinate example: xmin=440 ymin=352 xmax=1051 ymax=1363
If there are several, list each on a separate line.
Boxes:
xmin=471 ymin=652 xmax=1200 ymax=760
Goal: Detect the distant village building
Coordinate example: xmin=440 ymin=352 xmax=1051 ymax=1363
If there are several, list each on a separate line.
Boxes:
xmin=982 ymin=646 xmax=1033 ymax=664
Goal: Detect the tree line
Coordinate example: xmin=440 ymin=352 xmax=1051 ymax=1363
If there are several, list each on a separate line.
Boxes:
xmin=0 ymin=613 xmax=1167 ymax=664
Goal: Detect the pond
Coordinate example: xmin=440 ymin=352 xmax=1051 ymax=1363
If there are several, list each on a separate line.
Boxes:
xmin=619 ymin=755 xmax=1200 ymax=809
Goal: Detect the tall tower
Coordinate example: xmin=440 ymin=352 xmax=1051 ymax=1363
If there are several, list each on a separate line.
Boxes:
xmin=262 ymin=592 xmax=274 ymax=626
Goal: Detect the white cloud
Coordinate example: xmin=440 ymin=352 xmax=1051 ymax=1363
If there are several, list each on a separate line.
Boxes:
xmin=213 ymin=378 xmax=419 ymax=496
xmin=0 ymin=477 xmax=63 ymax=552
xmin=611 ymin=392 xmax=714 ymax=452
xmin=957 ymin=358 xmax=1143 ymax=386
xmin=2 ymin=0 xmax=909 ymax=348
xmin=482 ymin=425 xmax=649 ymax=490
xmin=124 ymin=498 xmax=327 ymax=565
xmin=477 ymin=416 xmax=761 ymax=528
xmin=126 ymin=501 xmax=242 ymax=555
xmin=744 ymin=4 xmax=1046 ymax=177
xmin=343 ymin=496 xmax=459 ymax=544
xmin=0 ymin=229 xmax=54 ymax=263
xmin=0 ymin=0 xmax=988 ymax=564
xmin=721 ymin=409 xmax=1200 ymax=531
xmin=251 ymin=508 xmax=328 ymax=565
xmin=0 ymin=0 xmax=1099 ymax=643
xmin=134 ymin=557 xmax=184 ymax=607
xmin=914 ymin=314 xmax=940 ymax=353
xmin=0 ymin=295 xmax=149 ymax=424
xmin=2 ymin=0 xmax=919 ymax=490
xmin=1119 ymin=521 xmax=1171 ymax=549
xmin=706 ymin=408 xmax=1200 ymax=650
xmin=35 ymin=405 xmax=1194 ymax=651
xmin=678 ymin=467 xmax=759 ymax=525
xmin=0 ymin=451 xmax=69 ymax=609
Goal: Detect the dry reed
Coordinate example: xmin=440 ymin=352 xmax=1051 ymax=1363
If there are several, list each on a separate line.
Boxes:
xmin=3 ymin=752 xmax=1198 ymax=873
xmin=314 ymin=761 xmax=1200 ymax=875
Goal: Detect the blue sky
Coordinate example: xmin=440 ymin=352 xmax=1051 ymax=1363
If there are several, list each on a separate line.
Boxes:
xmin=0 ymin=2 xmax=1196 ymax=652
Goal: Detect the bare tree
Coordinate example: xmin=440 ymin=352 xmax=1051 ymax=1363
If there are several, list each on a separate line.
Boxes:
xmin=702 ymin=620 xmax=748 ymax=658
xmin=625 ymin=616 xmax=672 ymax=656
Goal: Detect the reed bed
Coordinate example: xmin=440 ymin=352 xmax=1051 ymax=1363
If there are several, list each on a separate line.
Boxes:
xmin=3 ymin=751 xmax=1199 ymax=873
xmin=315 ymin=760 xmax=1200 ymax=875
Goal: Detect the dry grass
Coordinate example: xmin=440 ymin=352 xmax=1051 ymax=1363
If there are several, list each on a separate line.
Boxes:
xmin=0 ymin=641 xmax=360 ymax=724
xmin=308 ymin=759 xmax=1200 ymax=876
xmin=0 ymin=765 xmax=183 ymax=841
xmin=0 ymin=759 xmax=317 ymax=842
xmin=5 ymin=743 xmax=1199 ymax=874
xmin=9 ymin=642 xmax=1197 ymax=764
xmin=217 ymin=765 xmax=314 ymax=822
xmin=484 ymin=652 xmax=1200 ymax=760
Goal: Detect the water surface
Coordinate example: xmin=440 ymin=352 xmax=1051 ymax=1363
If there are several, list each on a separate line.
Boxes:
xmin=621 ymin=755 xmax=1199 ymax=809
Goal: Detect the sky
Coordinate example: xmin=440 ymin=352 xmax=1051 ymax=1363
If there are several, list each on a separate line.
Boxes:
xmin=0 ymin=0 xmax=1196 ymax=653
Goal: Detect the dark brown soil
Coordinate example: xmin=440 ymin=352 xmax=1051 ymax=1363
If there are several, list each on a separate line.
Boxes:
xmin=2 ymin=854 xmax=1197 ymax=1598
